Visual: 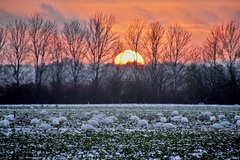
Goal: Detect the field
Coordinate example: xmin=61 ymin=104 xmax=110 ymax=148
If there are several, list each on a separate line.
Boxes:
xmin=0 ymin=104 xmax=240 ymax=159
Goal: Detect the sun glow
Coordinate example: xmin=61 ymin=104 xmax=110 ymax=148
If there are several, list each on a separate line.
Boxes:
xmin=114 ymin=50 xmax=144 ymax=65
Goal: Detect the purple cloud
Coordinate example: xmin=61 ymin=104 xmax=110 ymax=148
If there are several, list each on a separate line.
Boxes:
xmin=40 ymin=3 xmax=69 ymax=25
xmin=0 ymin=9 xmax=27 ymax=24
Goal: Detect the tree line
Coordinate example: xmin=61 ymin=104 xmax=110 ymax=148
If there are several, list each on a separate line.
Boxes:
xmin=0 ymin=12 xmax=239 ymax=104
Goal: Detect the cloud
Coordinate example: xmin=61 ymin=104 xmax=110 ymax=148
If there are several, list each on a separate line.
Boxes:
xmin=232 ymin=10 xmax=240 ymax=21
xmin=197 ymin=8 xmax=218 ymax=24
xmin=77 ymin=0 xmax=119 ymax=3
xmin=0 ymin=3 xmax=78 ymax=27
xmin=226 ymin=9 xmax=240 ymax=22
xmin=0 ymin=9 xmax=27 ymax=24
xmin=134 ymin=6 xmax=154 ymax=21
xmin=40 ymin=3 xmax=71 ymax=25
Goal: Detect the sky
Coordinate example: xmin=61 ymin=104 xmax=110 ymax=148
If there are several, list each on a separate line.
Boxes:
xmin=0 ymin=0 xmax=240 ymax=45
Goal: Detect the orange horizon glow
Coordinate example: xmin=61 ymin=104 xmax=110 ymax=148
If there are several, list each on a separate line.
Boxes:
xmin=0 ymin=1 xmax=239 ymax=45
xmin=114 ymin=50 xmax=145 ymax=66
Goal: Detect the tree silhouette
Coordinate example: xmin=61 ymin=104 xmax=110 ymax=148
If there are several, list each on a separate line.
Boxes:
xmin=0 ymin=24 xmax=7 ymax=52
xmin=28 ymin=13 xmax=56 ymax=99
xmin=143 ymin=21 xmax=166 ymax=101
xmin=219 ymin=21 xmax=240 ymax=102
xmin=0 ymin=23 xmax=8 ymax=64
xmin=86 ymin=12 xmax=119 ymax=93
xmin=62 ymin=20 xmax=87 ymax=90
xmin=3 ymin=19 xmax=30 ymax=89
xmin=202 ymin=25 xmax=226 ymax=103
xmin=125 ymin=18 xmax=145 ymax=53
xmin=48 ymin=29 xmax=66 ymax=103
xmin=163 ymin=24 xmax=192 ymax=102
xmin=204 ymin=26 xmax=222 ymax=66
xmin=0 ymin=12 xmax=239 ymax=104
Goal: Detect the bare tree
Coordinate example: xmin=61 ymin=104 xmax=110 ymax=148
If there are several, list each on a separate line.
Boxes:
xmin=163 ymin=24 xmax=192 ymax=97
xmin=106 ymin=40 xmax=126 ymax=102
xmin=28 ymin=13 xmax=56 ymax=95
xmin=203 ymin=26 xmax=222 ymax=67
xmin=3 ymin=19 xmax=30 ymax=88
xmin=219 ymin=21 xmax=240 ymax=98
xmin=123 ymin=19 xmax=146 ymax=98
xmin=144 ymin=21 xmax=165 ymax=65
xmin=0 ymin=24 xmax=8 ymax=88
xmin=143 ymin=21 xmax=165 ymax=100
xmin=49 ymin=29 xmax=65 ymax=88
xmin=113 ymin=40 xmax=125 ymax=62
xmin=202 ymin=26 xmax=226 ymax=99
xmin=125 ymin=18 xmax=145 ymax=53
xmin=86 ymin=12 xmax=119 ymax=90
xmin=62 ymin=20 xmax=87 ymax=89
xmin=0 ymin=23 xmax=8 ymax=63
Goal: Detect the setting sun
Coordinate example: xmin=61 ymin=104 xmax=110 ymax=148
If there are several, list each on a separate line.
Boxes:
xmin=114 ymin=50 xmax=145 ymax=65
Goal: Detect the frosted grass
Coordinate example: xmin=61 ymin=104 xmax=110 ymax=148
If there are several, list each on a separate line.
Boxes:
xmin=0 ymin=104 xmax=240 ymax=159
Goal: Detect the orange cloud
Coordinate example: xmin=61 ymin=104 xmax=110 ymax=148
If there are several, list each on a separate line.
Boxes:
xmin=0 ymin=0 xmax=239 ymax=44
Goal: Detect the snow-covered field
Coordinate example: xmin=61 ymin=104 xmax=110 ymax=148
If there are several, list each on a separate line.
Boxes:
xmin=0 ymin=104 xmax=240 ymax=159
